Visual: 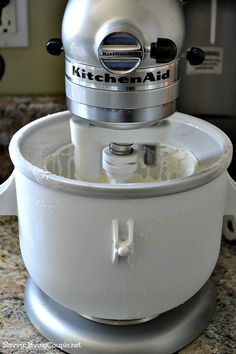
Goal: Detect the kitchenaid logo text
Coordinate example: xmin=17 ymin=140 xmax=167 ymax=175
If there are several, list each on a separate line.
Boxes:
xmin=72 ymin=66 xmax=170 ymax=84
xmin=100 ymin=50 xmax=143 ymax=58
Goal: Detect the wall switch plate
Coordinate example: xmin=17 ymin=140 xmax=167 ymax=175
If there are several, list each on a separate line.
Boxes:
xmin=0 ymin=0 xmax=17 ymax=34
xmin=0 ymin=0 xmax=29 ymax=47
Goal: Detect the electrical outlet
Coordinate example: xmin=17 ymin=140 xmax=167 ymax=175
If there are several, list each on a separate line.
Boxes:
xmin=0 ymin=0 xmax=17 ymax=34
xmin=0 ymin=0 xmax=28 ymax=47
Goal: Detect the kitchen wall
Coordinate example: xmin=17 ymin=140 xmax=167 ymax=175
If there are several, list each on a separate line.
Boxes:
xmin=0 ymin=0 xmax=67 ymax=95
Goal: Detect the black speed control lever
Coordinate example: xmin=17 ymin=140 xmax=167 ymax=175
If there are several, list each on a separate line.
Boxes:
xmin=150 ymin=38 xmax=205 ymax=66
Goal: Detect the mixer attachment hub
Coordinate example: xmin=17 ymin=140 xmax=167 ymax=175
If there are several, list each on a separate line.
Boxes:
xmin=103 ymin=146 xmax=138 ymax=183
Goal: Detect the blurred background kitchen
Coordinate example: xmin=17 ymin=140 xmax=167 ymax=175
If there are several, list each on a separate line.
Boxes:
xmin=0 ymin=0 xmax=67 ymax=183
xmin=0 ymin=0 xmax=236 ymax=183
xmin=179 ymin=0 xmax=236 ymax=179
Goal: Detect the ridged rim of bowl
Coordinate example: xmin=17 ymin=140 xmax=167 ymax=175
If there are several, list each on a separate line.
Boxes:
xmin=9 ymin=111 xmax=233 ymax=199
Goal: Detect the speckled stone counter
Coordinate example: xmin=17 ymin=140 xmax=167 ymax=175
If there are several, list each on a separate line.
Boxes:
xmin=0 ymin=216 xmax=235 ymax=354
xmin=0 ymin=96 xmax=66 ymax=183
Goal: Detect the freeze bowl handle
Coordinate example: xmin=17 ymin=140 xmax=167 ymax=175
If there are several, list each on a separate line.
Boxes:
xmin=0 ymin=171 xmax=18 ymax=216
xmin=223 ymin=173 xmax=236 ymax=242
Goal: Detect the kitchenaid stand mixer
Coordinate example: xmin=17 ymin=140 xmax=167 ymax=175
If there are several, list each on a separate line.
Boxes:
xmin=1 ymin=0 xmax=236 ymax=353
xmin=47 ymin=0 xmax=205 ymax=184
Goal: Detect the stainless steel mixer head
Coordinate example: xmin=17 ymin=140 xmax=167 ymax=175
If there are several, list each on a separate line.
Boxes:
xmin=62 ymin=0 xmax=185 ymax=129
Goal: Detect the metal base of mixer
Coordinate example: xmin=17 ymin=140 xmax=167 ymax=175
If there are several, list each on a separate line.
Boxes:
xmin=24 ymin=278 xmax=216 ymax=354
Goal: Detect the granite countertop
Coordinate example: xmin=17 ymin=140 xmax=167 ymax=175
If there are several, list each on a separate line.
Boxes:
xmin=0 ymin=216 xmax=235 ymax=354
xmin=0 ymin=96 xmax=66 ymax=183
